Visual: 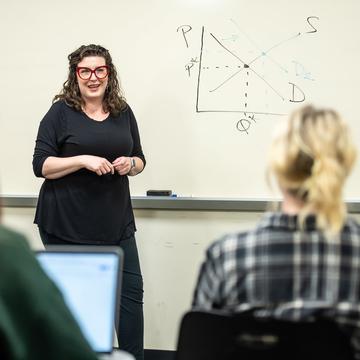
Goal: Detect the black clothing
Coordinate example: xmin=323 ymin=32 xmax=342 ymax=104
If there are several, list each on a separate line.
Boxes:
xmin=33 ymin=100 xmax=146 ymax=244
xmin=39 ymin=229 xmax=144 ymax=360
xmin=116 ymin=236 xmax=144 ymax=360
xmin=33 ymin=100 xmax=146 ymax=360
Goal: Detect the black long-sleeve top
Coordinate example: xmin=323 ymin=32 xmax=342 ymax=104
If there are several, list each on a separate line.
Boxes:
xmin=33 ymin=100 xmax=146 ymax=244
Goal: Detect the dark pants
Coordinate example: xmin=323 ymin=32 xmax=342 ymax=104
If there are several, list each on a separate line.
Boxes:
xmin=39 ymin=229 xmax=144 ymax=360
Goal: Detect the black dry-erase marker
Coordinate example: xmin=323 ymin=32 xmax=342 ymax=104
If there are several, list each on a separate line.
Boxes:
xmin=146 ymin=190 xmax=172 ymax=196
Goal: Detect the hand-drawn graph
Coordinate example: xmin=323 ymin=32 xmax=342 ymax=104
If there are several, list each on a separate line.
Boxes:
xmin=179 ymin=17 xmax=319 ymax=133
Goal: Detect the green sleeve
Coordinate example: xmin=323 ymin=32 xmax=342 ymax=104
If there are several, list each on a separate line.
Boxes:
xmin=0 ymin=226 xmax=98 ymax=360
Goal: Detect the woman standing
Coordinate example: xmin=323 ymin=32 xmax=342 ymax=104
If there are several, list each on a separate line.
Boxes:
xmin=33 ymin=44 xmax=145 ymax=360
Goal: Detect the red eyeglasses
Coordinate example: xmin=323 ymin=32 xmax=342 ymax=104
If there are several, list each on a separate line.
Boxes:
xmin=76 ymin=65 xmax=109 ymax=80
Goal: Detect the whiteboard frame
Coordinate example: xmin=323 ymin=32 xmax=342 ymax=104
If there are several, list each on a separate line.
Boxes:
xmin=1 ymin=195 xmax=360 ymax=213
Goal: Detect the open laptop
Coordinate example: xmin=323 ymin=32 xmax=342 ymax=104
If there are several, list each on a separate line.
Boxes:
xmin=36 ymin=246 xmax=123 ymax=357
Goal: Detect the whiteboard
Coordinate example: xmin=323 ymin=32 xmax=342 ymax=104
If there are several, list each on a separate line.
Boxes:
xmin=1 ymin=0 xmax=359 ymax=199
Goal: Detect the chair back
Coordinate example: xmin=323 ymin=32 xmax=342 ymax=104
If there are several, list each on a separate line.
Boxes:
xmin=175 ymin=311 xmax=355 ymax=360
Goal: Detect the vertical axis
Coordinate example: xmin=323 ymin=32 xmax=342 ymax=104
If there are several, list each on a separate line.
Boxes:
xmin=245 ymin=72 xmax=249 ymax=109
xmin=196 ymin=26 xmax=205 ymax=113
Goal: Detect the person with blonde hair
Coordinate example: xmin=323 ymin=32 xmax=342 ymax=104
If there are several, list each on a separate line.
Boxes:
xmin=192 ymin=105 xmax=360 ymax=353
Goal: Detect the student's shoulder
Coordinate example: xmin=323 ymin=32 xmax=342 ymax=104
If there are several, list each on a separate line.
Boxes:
xmin=207 ymin=213 xmax=275 ymax=258
xmin=344 ymin=216 xmax=360 ymax=234
xmin=0 ymin=226 xmax=50 ymax=292
xmin=0 ymin=225 xmax=31 ymax=260
xmin=0 ymin=225 xmax=28 ymax=246
xmin=207 ymin=230 xmax=250 ymax=259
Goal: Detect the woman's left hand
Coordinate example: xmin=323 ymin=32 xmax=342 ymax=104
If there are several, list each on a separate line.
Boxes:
xmin=112 ymin=157 xmax=131 ymax=175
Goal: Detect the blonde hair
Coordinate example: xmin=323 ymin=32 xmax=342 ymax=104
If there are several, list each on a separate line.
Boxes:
xmin=269 ymin=105 xmax=357 ymax=234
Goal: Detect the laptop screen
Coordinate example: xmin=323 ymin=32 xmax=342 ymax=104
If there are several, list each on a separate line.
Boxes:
xmin=36 ymin=247 xmax=122 ymax=353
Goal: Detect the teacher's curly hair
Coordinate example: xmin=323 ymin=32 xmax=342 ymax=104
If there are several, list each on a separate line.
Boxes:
xmin=53 ymin=44 xmax=127 ymax=115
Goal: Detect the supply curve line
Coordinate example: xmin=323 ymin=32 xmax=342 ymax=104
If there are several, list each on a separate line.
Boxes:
xmin=230 ymin=18 xmax=289 ymax=74
xmin=208 ymin=32 xmax=301 ymax=95
xmin=208 ymin=31 xmax=302 ymax=93
xmin=230 ymin=18 xmax=300 ymax=74
xmin=196 ymin=26 xmax=286 ymax=115
xmin=247 ymin=32 xmax=301 ymax=68
xmin=246 ymin=32 xmax=302 ymax=75
xmin=209 ymin=33 xmax=285 ymax=101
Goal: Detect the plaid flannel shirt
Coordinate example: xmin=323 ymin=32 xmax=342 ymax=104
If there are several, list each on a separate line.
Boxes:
xmin=192 ymin=212 xmax=360 ymax=354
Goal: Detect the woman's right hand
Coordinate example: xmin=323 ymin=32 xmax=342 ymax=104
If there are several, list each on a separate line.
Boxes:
xmin=80 ymin=155 xmax=114 ymax=176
